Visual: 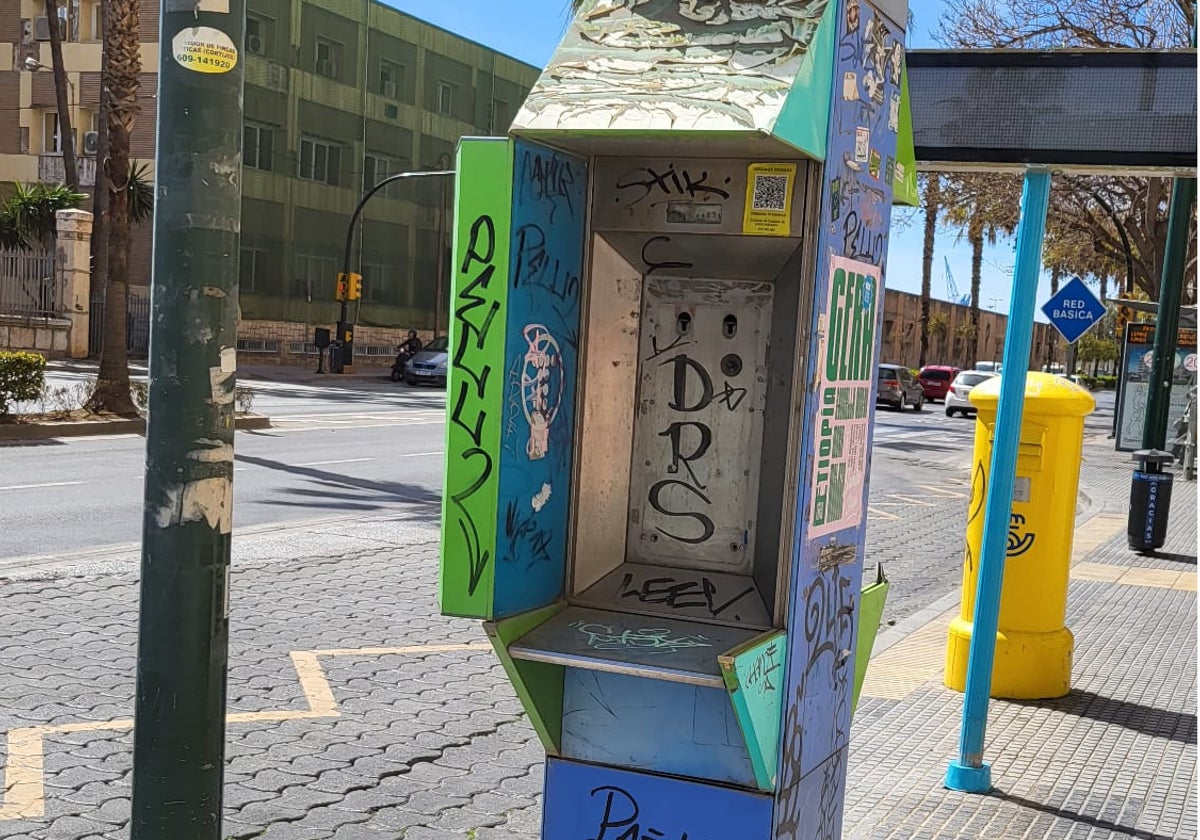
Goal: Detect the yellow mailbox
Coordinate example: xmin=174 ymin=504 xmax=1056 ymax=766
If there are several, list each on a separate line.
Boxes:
xmin=945 ymin=372 xmax=1095 ymax=699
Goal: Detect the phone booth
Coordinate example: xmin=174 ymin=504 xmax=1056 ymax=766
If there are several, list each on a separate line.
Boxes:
xmin=440 ymin=1 xmax=913 ymax=837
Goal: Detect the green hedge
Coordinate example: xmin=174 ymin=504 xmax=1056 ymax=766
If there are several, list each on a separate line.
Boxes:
xmin=0 ymin=351 xmax=46 ymax=414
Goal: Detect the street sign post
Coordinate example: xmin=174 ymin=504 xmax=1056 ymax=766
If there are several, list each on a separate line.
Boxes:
xmin=1041 ymin=276 xmax=1106 ymax=344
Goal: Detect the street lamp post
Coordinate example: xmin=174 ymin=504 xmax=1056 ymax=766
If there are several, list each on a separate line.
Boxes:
xmin=332 ymin=167 xmax=455 ymax=373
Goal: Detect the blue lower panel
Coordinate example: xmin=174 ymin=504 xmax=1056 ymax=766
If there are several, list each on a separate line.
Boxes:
xmin=544 ymin=757 xmax=773 ymax=840
xmin=773 ymin=746 xmax=848 ymax=840
xmin=561 ymin=669 xmax=755 ymax=787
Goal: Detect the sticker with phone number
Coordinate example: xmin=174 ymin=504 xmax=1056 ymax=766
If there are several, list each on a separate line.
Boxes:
xmin=172 ymin=27 xmax=238 ymax=74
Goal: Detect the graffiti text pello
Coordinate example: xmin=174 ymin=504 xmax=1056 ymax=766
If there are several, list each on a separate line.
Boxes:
xmin=439 ymin=0 xmax=916 ymax=836
xmin=945 ymin=372 xmax=1095 ymax=700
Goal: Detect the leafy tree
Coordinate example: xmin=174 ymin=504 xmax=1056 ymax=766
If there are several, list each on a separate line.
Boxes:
xmin=0 ymin=181 xmax=86 ymax=250
xmin=941 ymin=173 xmax=1021 ymax=364
xmin=87 ymin=0 xmax=141 ymax=416
xmin=918 ymin=174 xmax=940 ymax=367
xmin=44 ymin=0 xmax=78 ymax=191
xmin=937 ymin=0 xmax=1196 ymax=303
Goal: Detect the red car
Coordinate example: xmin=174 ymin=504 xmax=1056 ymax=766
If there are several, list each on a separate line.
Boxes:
xmin=917 ymin=365 xmax=961 ymax=402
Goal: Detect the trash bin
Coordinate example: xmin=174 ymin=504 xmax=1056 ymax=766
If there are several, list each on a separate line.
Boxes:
xmin=1128 ymin=449 xmax=1174 ymax=552
xmin=329 ymin=342 xmax=343 ymax=375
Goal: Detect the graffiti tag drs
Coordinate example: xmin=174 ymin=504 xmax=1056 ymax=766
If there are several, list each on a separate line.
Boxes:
xmin=520 ymin=324 xmax=564 ymax=460
xmin=647 ymin=350 xmax=746 ymax=544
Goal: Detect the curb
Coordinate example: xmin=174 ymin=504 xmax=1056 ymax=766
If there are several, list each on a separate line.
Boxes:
xmin=0 ymin=414 xmax=272 ymax=442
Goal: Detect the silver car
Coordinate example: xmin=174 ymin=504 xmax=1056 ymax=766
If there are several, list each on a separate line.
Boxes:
xmin=945 ymin=370 xmax=998 ymax=418
xmin=404 ymin=336 xmax=448 ymax=386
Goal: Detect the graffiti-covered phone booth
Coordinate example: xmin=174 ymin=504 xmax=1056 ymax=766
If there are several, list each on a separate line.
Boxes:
xmin=440 ymin=1 xmax=914 ymax=838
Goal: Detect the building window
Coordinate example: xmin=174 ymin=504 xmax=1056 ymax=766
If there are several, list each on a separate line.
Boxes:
xmin=363 ymin=154 xmax=397 ymax=192
xmin=299 ymin=136 xmax=341 ymax=186
xmin=85 ymin=0 xmax=101 ymax=41
xmin=361 ymin=262 xmax=393 ymax=303
xmin=246 ymin=14 xmax=268 ymax=56
xmin=315 ymin=37 xmax=342 ymax=80
xmin=295 ymin=253 xmax=336 ymax=301
xmin=42 ymin=112 xmax=63 ymax=154
xmin=436 ymin=82 xmax=454 ymax=116
xmin=243 ymin=124 xmax=273 ymax=171
xmin=379 ymin=60 xmax=404 ymax=100
xmin=239 ymin=246 xmax=270 ymax=293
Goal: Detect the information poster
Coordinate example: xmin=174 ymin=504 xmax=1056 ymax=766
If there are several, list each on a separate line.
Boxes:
xmin=809 ymin=254 xmax=879 ymax=538
xmin=1116 ymin=323 xmax=1197 ymax=451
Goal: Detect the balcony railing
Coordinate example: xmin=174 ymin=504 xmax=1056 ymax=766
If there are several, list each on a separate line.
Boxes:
xmin=38 ymin=155 xmax=98 ymax=187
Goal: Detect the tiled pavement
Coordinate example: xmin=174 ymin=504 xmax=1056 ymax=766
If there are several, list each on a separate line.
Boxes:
xmin=0 ymin=437 xmax=1195 ymax=839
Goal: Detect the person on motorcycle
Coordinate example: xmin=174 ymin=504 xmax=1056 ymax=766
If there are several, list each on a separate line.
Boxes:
xmin=391 ymin=330 xmax=424 ymax=381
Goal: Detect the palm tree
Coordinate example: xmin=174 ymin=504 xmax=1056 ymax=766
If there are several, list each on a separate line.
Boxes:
xmin=44 ymin=0 xmax=78 ymax=191
xmin=0 ymin=181 xmax=86 ymax=249
xmin=86 ymin=0 xmax=140 ymax=416
xmin=918 ymin=174 xmax=939 ymax=366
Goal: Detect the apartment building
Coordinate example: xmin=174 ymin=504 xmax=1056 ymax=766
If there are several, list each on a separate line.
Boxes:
xmin=0 ymin=0 xmax=539 ymax=359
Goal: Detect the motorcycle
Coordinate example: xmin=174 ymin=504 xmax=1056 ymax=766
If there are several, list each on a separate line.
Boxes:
xmin=390 ymin=345 xmax=417 ymax=382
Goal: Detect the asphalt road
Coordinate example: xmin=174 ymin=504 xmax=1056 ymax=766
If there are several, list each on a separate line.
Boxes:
xmin=0 ymin=367 xmax=1116 ymax=564
xmin=0 ymin=370 xmax=448 ymax=559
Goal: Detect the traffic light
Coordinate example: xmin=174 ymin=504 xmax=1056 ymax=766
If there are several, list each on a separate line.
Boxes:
xmin=347 ymin=273 xmax=363 ymax=301
xmin=335 ymin=273 xmax=348 ymax=301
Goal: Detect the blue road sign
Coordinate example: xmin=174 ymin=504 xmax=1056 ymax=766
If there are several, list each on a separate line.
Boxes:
xmin=1042 ymin=276 xmax=1106 ymax=344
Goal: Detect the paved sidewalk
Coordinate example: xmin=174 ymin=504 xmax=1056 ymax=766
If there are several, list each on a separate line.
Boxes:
xmin=0 ymin=435 xmax=1193 ymax=840
xmin=848 ymin=440 xmax=1197 ymax=840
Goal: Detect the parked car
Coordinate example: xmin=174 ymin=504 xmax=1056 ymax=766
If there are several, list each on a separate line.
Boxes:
xmin=974 ymin=360 xmax=1003 ymax=374
xmin=404 ymin=336 xmax=449 ymax=386
xmin=877 ymin=364 xmax=924 ymax=411
xmin=917 ymin=365 xmax=961 ymax=402
xmin=945 ymin=370 xmax=998 ymax=417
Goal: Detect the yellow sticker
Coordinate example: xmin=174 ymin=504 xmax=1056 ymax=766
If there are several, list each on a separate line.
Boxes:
xmin=742 ymin=162 xmax=797 ymax=237
xmin=172 ymin=26 xmax=238 ymax=74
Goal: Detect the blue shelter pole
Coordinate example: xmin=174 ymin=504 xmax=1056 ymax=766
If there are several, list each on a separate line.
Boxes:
xmin=945 ymin=168 xmax=1052 ymax=793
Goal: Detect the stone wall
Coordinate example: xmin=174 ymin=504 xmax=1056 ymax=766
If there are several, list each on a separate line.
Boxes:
xmin=237 ymin=320 xmax=437 ymax=367
xmin=0 ymin=316 xmax=72 ymax=357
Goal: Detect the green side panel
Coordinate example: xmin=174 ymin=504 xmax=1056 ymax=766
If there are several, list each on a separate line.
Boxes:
xmin=770 ymin=0 xmax=837 ymax=161
xmin=892 ymin=62 xmax=919 ymax=207
xmin=852 ymin=575 xmax=891 ymax=716
xmin=485 ymin=603 xmax=566 ymax=754
xmin=439 ymin=137 xmax=513 ymax=619
xmin=719 ymin=631 xmax=787 ymax=792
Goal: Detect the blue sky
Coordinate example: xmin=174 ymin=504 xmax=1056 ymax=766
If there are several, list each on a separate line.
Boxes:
xmin=383 ymin=0 xmax=1054 ymax=324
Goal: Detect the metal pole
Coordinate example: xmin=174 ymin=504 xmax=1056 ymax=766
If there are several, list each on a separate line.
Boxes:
xmin=433 ymin=151 xmax=451 ymax=339
xmin=336 ymin=168 xmax=455 ymax=370
xmin=130 ymin=0 xmax=245 ymax=836
xmin=946 ymin=168 xmax=1051 ymax=794
xmin=1142 ymin=178 xmax=1197 ymax=450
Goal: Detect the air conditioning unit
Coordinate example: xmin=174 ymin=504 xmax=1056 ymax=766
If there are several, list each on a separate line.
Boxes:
xmin=247 ymin=34 xmax=263 ymax=54
xmin=33 ymin=16 xmax=50 ymax=40
xmin=382 ymin=80 xmax=397 ymax=99
xmin=83 ymin=131 xmax=99 ymax=155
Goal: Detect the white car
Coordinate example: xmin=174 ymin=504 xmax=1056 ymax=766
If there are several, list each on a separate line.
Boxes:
xmin=945 ymin=370 xmax=998 ymax=418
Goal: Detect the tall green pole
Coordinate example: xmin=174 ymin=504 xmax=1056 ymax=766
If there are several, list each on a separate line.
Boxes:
xmin=1141 ymin=178 xmax=1197 ymax=450
xmin=131 ymin=0 xmax=245 ymax=835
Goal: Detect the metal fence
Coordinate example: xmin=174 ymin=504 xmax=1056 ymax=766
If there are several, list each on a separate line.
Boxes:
xmin=0 ymin=249 xmax=59 ymax=318
xmin=88 ymin=293 xmax=151 ymax=358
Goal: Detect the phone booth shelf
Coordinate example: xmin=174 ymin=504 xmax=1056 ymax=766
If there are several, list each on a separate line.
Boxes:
xmin=439 ymin=1 xmax=914 ymax=838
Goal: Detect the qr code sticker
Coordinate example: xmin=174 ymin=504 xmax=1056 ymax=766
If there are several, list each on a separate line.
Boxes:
xmin=752 ymin=174 xmax=789 ymax=211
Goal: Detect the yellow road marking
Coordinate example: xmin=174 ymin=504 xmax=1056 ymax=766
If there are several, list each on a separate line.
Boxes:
xmin=1 ymin=642 xmax=493 ymax=821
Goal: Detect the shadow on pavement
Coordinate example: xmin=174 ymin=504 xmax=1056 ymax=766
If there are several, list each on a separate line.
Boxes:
xmin=1014 ymin=688 xmax=1197 ymax=745
xmin=234 ymin=453 xmax=442 ymax=514
xmin=986 ymin=790 xmax=1178 ymax=840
